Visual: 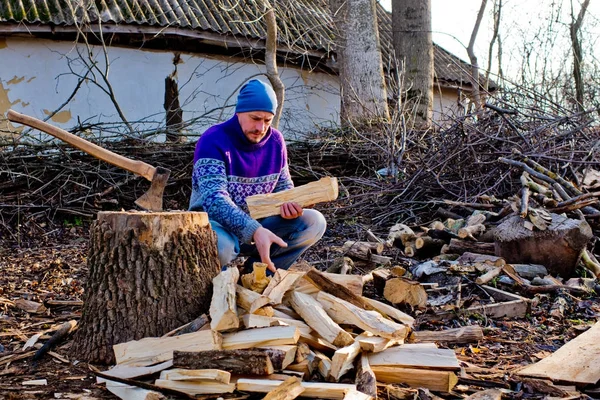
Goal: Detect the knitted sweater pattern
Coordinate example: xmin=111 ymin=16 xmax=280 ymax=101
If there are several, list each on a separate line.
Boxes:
xmin=189 ymin=115 xmax=293 ymax=243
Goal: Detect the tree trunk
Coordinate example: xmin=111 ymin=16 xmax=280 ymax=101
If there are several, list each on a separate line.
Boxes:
xmin=392 ymin=0 xmax=433 ymax=129
xmin=570 ymin=0 xmax=591 ymax=113
xmin=70 ymin=211 xmax=220 ymax=364
xmin=330 ymin=0 xmax=390 ymax=126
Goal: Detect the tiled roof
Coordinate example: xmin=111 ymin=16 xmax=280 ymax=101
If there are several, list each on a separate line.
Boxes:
xmin=0 ymin=0 xmax=484 ymax=88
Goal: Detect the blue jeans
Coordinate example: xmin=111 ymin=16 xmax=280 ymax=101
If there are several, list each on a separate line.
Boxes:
xmin=210 ymin=209 xmax=326 ymax=272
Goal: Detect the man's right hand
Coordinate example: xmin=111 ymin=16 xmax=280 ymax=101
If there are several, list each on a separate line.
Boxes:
xmin=253 ymin=226 xmax=288 ymax=273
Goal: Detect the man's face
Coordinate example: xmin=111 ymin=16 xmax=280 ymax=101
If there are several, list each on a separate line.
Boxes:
xmin=237 ymin=111 xmax=274 ymax=144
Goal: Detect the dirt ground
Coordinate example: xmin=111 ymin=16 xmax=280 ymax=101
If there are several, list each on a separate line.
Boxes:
xmin=1 ymin=223 xmax=599 ymax=400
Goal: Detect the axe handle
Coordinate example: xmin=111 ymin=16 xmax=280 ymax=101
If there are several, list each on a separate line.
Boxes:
xmin=7 ymin=110 xmax=156 ymax=182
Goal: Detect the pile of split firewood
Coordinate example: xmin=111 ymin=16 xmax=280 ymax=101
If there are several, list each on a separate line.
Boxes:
xmin=97 ymin=263 xmax=476 ymax=399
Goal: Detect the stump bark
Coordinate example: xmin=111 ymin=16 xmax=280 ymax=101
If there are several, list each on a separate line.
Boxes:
xmin=494 ymin=213 xmax=592 ymax=277
xmin=70 ymin=211 xmax=219 ymax=364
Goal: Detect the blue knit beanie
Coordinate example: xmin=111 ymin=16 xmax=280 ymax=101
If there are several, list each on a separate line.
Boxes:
xmin=235 ymin=79 xmax=277 ymax=115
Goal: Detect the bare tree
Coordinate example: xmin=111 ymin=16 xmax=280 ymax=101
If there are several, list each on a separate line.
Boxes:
xmin=485 ymin=0 xmax=502 ymax=89
xmin=330 ymin=0 xmax=390 ymax=126
xmin=392 ymin=0 xmax=433 ymax=129
xmin=570 ymin=0 xmax=591 ymax=112
xmin=467 ymin=0 xmax=487 ymax=109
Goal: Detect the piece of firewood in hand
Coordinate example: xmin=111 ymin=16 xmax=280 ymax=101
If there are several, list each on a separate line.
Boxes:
xmin=246 ymin=177 xmax=338 ymax=219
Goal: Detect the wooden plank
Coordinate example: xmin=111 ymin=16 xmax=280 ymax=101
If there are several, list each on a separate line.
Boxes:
xmin=159 ymin=368 xmax=231 ymax=383
xmin=517 ymin=321 xmax=600 ymax=384
xmin=409 ymin=326 xmax=484 ymax=344
xmin=288 ymin=291 xmax=354 ymax=347
xmin=222 ymin=326 xmax=299 ymax=350
xmin=371 ymin=366 xmax=458 ymax=392
xmin=330 ymin=341 xmax=361 ymax=381
xmin=236 ymin=378 xmax=356 ymax=399
xmin=317 ymin=292 xmax=408 ymax=340
xmin=154 ymin=379 xmax=235 ymax=395
xmin=210 ymin=267 xmax=239 ymax=331
xmin=361 ymin=297 xmax=415 ymax=327
xmin=113 ymin=330 xmax=222 ymax=367
xmin=246 ymin=177 xmax=338 ymax=219
xmin=173 ymin=349 xmax=274 ymax=375
xmin=263 ymin=376 xmax=305 ymax=400
xmin=367 ymin=345 xmax=460 ymax=371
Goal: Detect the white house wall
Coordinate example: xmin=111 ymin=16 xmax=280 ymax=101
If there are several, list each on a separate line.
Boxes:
xmin=0 ymin=37 xmax=341 ymax=142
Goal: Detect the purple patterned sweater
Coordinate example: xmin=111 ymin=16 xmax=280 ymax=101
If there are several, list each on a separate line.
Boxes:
xmin=189 ymin=115 xmax=294 ymax=243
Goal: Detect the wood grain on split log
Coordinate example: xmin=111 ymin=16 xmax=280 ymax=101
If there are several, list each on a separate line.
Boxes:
xmin=355 ymin=353 xmax=377 ymax=397
xmin=210 ymin=267 xmax=239 ymax=332
xmin=288 ymin=291 xmax=354 ymax=347
xmin=173 ymin=349 xmax=274 ymax=375
xmin=342 ymin=241 xmax=384 ymax=261
xmin=246 ymin=177 xmax=338 ymax=219
xmin=236 ymin=285 xmax=274 ymax=316
xmin=304 ymin=268 xmax=371 ymax=310
xmin=409 ymin=326 xmax=484 ymax=344
xmin=444 ymin=239 xmax=495 ymax=255
xmin=383 ymin=278 xmax=427 ymax=309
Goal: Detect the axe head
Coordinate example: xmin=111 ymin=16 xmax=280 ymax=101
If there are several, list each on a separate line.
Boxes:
xmin=135 ymin=166 xmax=170 ymax=211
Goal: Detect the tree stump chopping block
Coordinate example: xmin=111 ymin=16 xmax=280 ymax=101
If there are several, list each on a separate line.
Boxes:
xmin=493 ymin=214 xmax=592 ymax=278
xmin=70 ymin=211 xmax=220 ymax=364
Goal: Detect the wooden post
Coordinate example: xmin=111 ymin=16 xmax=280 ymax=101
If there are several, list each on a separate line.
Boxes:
xmin=70 ymin=211 xmax=220 ymax=364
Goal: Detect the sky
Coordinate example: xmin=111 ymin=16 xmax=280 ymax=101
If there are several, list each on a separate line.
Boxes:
xmin=377 ymin=0 xmax=600 ymax=82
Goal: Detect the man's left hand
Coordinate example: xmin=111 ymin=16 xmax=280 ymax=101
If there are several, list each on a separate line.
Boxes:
xmin=280 ymin=202 xmax=303 ymax=219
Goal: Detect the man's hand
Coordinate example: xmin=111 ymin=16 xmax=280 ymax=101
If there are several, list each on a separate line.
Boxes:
xmin=253 ymin=226 xmax=288 ymax=273
xmin=280 ymin=202 xmax=303 ymax=219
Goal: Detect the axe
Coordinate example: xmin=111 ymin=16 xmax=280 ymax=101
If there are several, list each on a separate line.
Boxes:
xmin=7 ymin=109 xmax=170 ymax=212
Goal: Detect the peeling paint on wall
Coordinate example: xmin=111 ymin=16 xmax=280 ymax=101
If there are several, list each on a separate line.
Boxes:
xmin=43 ymin=109 xmax=72 ymax=124
xmin=0 ymin=80 xmax=23 ymax=137
xmin=7 ymin=76 xmax=25 ymax=85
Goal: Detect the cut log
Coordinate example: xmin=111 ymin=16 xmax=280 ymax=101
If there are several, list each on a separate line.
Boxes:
xmin=465 ymin=389 xmax=503 ymax=400
xmin=294 ymin=342 xmax=311 ymax=363
xmin=288 ymin=291 xmax=354 ymax=347
xmin=342 ymin=241 xmax=384 ymax=261
xmin=362 ymin=297 xmax=415 ymax=327
xmin=210 ymin=267 xmax=239 ymax=332
xmin=262 ymin=270 xmax=305 ymax=305
xmin=259 ymin=345 xmax=298 ymax=370
xmin=330 ymin=341 xmax=361 ymax=381
xmin=327 ymin=257 xmax=355 ymax=274
xmin=343 ymin=388 xmax=373 ymax=400
xmin=236 ymin=285 xmax=274 ymax=316
xmin=173 ymin=349 xmax=274 ymax=375
xmin=458 ymin=224 xmax=486 ymax=240
xmin=409 ymin=326 xmax=484 ymax=344
xmin=455 ymin=252 xmax=505 ymax=267
xmin=494 ymin=214 xmax=593 ymax=277
xmin=70 ymin=211 xmax=220 ymax=364
xmin=317 ymin=292 xmax=408 ymax=340
xmin=305 ymin=268 xmax=371 ymax=310
xmin=517 ymin=321 xmax=600 ymax=384
xmin=372 ymin=269 xmax=392 ymax=293
xmin=154 ymin=379 xmax=235 ymax=395
xmin=371 ymin=366 xmax=458 ymax=392
xmin=241 ymin=262 xmax=271 ymax=294
xmin=355 ymin=354 xmax=377 ymax=398
xmin=295 ymin=275 xmax=364 ymax=298
xmin=246 ymin=177 xmax=338 ymax=219
xmin=355 ymin=332 xmax=403 ymax=353
xmin=367 ymin=345 xmax=460 ymax=370
xmin=414 ymin=236 xmax=446 ymax=256
xmin=263 ymin=376 xmax=305 ymax=400
xmin=222 ymin=326 xmax=299 ymax=350
xmin=444 ymin=239 xmax=495 ymax=255
xmin=315 ymin=351 xmax=333 ymax=379
xmin=383 ymin=278 xmax=427 ymax=309
xmin=159 ymin=368 xmax=231 ymax=383
xmin=475 ymin=266 xmax=503 ymax=285
xmin=113 ymin=329 xmax=222 ymax=367
xmin=236 ymin=378 xmax=355 ymax=399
